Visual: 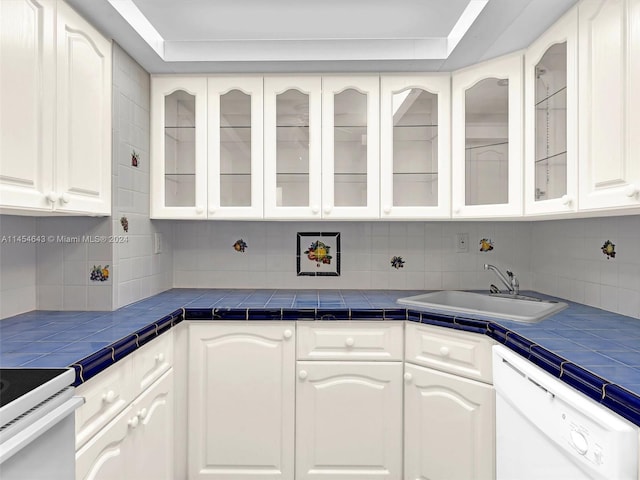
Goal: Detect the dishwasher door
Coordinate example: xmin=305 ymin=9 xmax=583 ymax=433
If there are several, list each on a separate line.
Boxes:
xmin=493 ymin=345 xmax=638 ymax=480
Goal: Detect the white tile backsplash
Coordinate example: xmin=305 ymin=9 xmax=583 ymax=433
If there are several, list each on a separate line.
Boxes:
xmin=171 ymin=220 xmax=534 ymax=294
xmin=531 ymin=215 xmax=640 ymax=319
xmin=110 ymin=43 xmax=172 ymax=309
xmin=0 ymin=216 xmax=37 ymax=318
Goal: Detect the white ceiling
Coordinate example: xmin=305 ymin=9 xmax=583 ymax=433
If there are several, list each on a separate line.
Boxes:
xmin=65 ymin=0 xmax=579 ymax=74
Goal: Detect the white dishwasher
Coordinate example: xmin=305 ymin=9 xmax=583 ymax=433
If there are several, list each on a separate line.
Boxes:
xmin=493 ymin=345 xmax=638 ymax=480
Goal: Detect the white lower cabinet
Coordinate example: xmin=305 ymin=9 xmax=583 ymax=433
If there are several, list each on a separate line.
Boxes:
xmin=188 ymin=322 xmax=296 ymax=479
xmin=76 ymin=369 xmax=174 ymax=480
xmin=404 ymin=362 xmax=495 ymax=480
xmin=295 ymin=361 xmax=403 ymax=480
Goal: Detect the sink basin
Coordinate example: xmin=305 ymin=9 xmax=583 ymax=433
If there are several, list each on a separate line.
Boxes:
xmin=397 ymin=291 xmax=568 ymax=323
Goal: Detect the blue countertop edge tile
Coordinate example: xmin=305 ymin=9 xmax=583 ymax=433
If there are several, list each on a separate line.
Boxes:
xmin=2 ymin=289 xmax=640 ymax=427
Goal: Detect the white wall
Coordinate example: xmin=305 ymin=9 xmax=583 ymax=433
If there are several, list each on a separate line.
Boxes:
xmin=111 ymin=43 xmax=173 ymax=308
xmin=531 ymin=214 xmax=640 ymax=319
xmin=0 ymin=215 xmax=37 ymax=318
xmin=172 ymin=220 xmax=533 ymax=291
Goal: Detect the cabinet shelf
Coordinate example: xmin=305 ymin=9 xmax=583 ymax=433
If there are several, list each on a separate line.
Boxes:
xmin=534 ymin=151 xmax=567 ymax=164
xmin=535 ymin=86 xmax=567 ymax=107
xmin=394 ymin=124 xmax=438 ymax=128
xmin=465 ymin=141 xmax=508 ymax=151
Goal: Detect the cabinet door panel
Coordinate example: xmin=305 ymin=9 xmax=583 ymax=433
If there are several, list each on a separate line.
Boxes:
xmin=380 ymin=75 xmax=451 ymax=218
xmin=264 ymin=76 xmax=321 ymax=219
xmin=404 ymin=363 xmax=495 ymax=480
xmin=56 ymin=0 xmax=111 ymax=215
xmin=296 ymin=361 xmax=402 ymax=480
xmin=188 ymin=322 xmax=295 ymax=479
xmin=208 ymin=76 xmax=263 ymax=218
xmin=321 ymin=76 xmax=379 ymax=219
xmin=76 ymin=405 xmax=132 ymax=480
xmin=578 ymin=0 xmax=640 ymax=210
xmin=131 ymin=369 xmax=174 ymax=480
xmin=151 ymin=76 xmax=208 ymax=218
xmin=524 ymin=7 xmax=578 ymax=215
xmin=0 ymin=0 xmax=55 ymax=212
xmin=452 ymin=54 xmax=523 ymax=218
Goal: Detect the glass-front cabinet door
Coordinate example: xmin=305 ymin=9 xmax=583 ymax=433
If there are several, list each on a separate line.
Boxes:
xmin=207 ymin=77 xmax=263 ymax=218
xmin=452 ymin=54 xmax=523 ymax=218
xmin=264 ymin=77 xmax=322 ymax=219
xmin=151 ymin=77 xmax=207 ymax=219
xmin=321 ymin=76 xmax=380 ymax=219
xmin=525 ymin=7 xmax=577 ymax=216
xmin=380 ymin=75 xmax=451 ymax=218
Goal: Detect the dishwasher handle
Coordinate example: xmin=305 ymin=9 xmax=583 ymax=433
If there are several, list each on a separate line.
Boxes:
xmin=501 ymin=358 xmax=555 ymax=397
xmin=0 ymin=396 xmax=84 ymax=464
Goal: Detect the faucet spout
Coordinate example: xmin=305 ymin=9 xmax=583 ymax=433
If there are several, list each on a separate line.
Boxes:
xmin=484 ymin=264 xmax=519 ymax=295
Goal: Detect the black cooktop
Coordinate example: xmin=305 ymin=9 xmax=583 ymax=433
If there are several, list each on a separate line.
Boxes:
xmin=0 ymin=368 xmax=70 ymax=408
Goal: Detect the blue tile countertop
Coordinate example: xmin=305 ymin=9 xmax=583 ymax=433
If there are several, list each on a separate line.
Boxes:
xmin=1 ymin=289 xmax=640 ymax=427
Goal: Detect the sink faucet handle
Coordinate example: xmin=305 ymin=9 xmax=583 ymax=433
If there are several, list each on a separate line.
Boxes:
xmin=507 ymin=271 xmax=520 ymax=295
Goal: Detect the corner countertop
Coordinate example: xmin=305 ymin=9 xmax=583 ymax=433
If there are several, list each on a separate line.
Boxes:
xmin=1 ymin=289 xmax=639 ymax=426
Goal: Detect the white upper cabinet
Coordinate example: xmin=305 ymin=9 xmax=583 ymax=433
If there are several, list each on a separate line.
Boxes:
xmin=380 ymin=75 xmax=451 ymax=219
xmin=264 ymin=76 xmax=322 ymax=219
xmin=452 ymin=53 xmax=524 ymax=218
xmin=0 ymin=0 xmax=111 ymax=216
xmin=207 ymin=76 xmax=264 ymax=219
xmin=151 ymin=76 xmax=208 ymax=219
xmin=524 ymin=7 xmax=578 ymax=216
xmin=578 ymin=0 xmax=640 ymax=211
xmin=0 ymin=0 xmax=55 ymax=212
xmin=55 ymin=0 xmax=111 ymax=215
xmin=321 ymin=76 xmax=380 ymax=219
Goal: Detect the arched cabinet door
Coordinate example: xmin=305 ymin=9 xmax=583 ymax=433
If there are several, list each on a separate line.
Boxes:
xmin=207 ymin=76 xmax=264 ymax=219
xmin=524 ymin=6 xmax=578 ymax=216
xmin=577 ymin=0 xmax=640 ymax=212
xmin=380 ymin=75 xmax=451 ymax=219
xmin=151 ymin=76 xmax=208 ymax=219
xmin=404 ymin=363 xmax=495 ymax=480
xmin=452 ymin=53 xmax=524 ymax=218
xmin=264 ymin=76 xmax=322 ymax=219
xmin=321 ymin=76 xmax=380 ymax=219
xmin=56 ymin=0 xmax=112 ymax=215
xmin=295 ymin=361 xmax=403 ymax=479
xmin=188 ymin=322 xmax=296 ymax=479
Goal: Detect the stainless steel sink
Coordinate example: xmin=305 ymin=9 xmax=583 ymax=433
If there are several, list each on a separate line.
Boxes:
xmin=397 ymin=290 xmax=568 ymax=323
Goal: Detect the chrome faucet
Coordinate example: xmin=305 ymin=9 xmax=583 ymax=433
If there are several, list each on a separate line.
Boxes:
xmin=484 ymin=264 xmax=519 ymax=295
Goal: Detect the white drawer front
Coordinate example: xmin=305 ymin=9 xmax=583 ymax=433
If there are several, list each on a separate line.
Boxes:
xmin=297 ymin=322 xmax=403 ymax=361
xmin=132 ymin=331 xmax=174 ymax=394
xmin=405 ymin=323 xmax=495 ymax=384
xmin=75 ymin=355 xmax=134 ymax=450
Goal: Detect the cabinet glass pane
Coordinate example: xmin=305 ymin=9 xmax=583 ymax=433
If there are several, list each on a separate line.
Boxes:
xmin=334 ymin=89 xmax=367 ymax=207
xmin=276 ymin=89 xmax=309 ymax=207
xmin=392 ymin=89 xmax=438 ymax=207
xmin=465 ymin=78 xmax=509 ymax=206
xmin=220 ymin=89 xmax=251 ymax=207
xmin=164 ymin=90 xmax=195 ymax=207
xmin=535 ymin=42 xmax=567 ymax=201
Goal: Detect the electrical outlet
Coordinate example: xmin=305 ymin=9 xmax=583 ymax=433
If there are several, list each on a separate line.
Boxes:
xmin=154 ymin=233 xmax=162 ymax=254
xmin=455 ymin=233 xmax=469 ymax=253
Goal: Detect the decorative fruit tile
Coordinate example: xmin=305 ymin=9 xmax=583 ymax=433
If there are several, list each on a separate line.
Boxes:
xmin=297 ymin=232 xmax=340 ymax=276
